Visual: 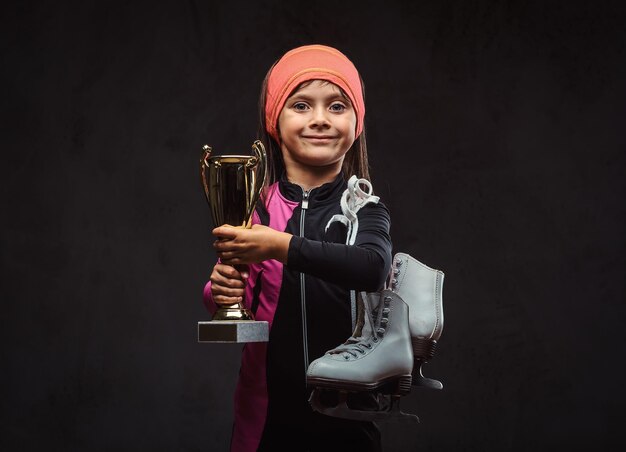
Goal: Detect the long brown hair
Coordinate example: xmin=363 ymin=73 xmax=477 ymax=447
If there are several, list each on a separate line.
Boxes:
xmin=257 ymin=61 xmax=371 ymax=203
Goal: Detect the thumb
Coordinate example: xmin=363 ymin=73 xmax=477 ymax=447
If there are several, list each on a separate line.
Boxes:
xmin=212 ymin=225 xmax=238 ymax=239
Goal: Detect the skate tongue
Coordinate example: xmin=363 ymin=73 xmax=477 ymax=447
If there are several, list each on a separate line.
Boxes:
xmin=362 ymin=291 xmax=384 ymax=337
xmin=324 ymin=291 xmax=382 ymax=359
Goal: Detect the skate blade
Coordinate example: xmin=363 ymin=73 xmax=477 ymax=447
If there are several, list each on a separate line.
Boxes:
xmin=308 ymin=389 xmax=419 ymax=424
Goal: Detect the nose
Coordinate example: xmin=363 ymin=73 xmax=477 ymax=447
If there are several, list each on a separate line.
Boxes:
xmin=309 ymin=106 xmax=331 ymax=129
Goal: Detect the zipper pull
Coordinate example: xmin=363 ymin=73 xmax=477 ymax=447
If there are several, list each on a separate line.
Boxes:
xmin=302 ymin=190 xmax=310 ymax=210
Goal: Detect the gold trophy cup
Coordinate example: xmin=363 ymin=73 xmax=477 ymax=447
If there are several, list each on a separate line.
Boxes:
xmin=197 ymin=140 xmax=269 ymax=343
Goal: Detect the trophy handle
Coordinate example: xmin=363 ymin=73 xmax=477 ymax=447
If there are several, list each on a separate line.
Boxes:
xmin=251 ymin=140 xmax=267 ymax=188
xmin=246 ymin=140 xmax=267 ymax=223
xmin=200 ymin=145 xmax=212 ymax=205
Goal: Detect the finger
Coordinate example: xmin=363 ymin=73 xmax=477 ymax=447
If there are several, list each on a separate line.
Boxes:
xmin=211 ymin=272 xmax=246 ymax=289
xmin=217 ymin=263 xmax=249 ymax=281
xmin=220 ymin=257 xmax=243 ymax=266
xmin=215 ymin=263 xmax=246 ymax=280
xmin=216 ymin=251 xmax=231 ymax=261
xmin=211 ymin=261 xmax=250 ymax=285
xmin=214 ymin=240 xmax=238 ymax=252
xmin=214 ymin=295 xmax=243 ymax=306
xmin=212 ymin=284 xmax=245 ymax=297
xmin=211 ymin=273 xmax=243 ymax=290
xmin=217 ymin=250 xmax=243 ymax=262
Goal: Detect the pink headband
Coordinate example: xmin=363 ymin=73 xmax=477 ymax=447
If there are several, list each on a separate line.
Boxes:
xmin=264 ymin=44 xmax=365 ymax=143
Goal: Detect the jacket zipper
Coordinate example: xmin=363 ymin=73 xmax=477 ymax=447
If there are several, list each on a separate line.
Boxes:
xmin=300 ymin=189 xmax=310 ymax=377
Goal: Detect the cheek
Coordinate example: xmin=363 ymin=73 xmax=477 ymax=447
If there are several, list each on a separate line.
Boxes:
xmin=346 ymin=119 xmax=357 ymax=142
xmin=277 ymin=111 xmax=299 ymax=140
xmin=346 ymin=113 xmax=357 ymax=138
xmin=277 ymin=108 xmax=292 ymax=136
xmin=276 ymin=113 xmax=285 ymax=140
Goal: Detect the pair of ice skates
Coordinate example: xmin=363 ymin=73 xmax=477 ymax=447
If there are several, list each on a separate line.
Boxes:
xmin=307 ymin=252 xmax=444 ymax=423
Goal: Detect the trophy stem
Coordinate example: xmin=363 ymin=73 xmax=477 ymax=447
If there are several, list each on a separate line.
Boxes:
xmin=210 ymin=262 xmax=255 ymax=321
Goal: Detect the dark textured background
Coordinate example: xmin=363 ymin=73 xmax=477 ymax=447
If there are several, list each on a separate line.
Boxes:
xmin=2 ymin=1 xmax=625 ymax=450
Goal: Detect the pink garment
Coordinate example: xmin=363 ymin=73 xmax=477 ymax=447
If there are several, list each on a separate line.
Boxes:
xmin=203 ymin=183 xmax=298 ymax=452
xmin=264 ymin=44 xmax=365 ymax=143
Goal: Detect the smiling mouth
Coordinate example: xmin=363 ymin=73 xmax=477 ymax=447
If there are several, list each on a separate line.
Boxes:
xmin=302 ymin=135 xmax=337 ymax=140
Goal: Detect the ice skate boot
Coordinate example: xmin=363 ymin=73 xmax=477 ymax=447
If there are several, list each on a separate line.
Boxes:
xmin=388 ymin=252 xmax=444 ymax=389
xmin=307 ymin=289 xmax=418 ymax=423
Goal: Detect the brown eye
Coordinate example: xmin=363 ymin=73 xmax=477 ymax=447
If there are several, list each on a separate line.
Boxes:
xmin=293 ymin=102 xmax=309 ymax=111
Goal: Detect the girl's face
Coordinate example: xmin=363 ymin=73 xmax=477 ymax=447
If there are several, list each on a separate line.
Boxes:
xmin=277 ymin=80 xmax=357 ymax=174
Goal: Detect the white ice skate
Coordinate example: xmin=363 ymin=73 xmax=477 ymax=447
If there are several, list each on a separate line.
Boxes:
xmin=307 ymin=253 xmax=445 ymax=421
xmin=307 ymin=289 xmax=418 ymax=422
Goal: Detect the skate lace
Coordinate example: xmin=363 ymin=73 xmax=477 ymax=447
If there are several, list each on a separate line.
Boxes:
xmin=327 ymin=292 xmax=383 ymax=360
xmin=325 ymin=176 xmax=380 ymax=332
xmin=324 ymin=176 xmax=380 ymax=245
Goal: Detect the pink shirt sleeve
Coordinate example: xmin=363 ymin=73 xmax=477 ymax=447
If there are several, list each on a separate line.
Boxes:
xmin=202 ymin=276 xmax=217 ymax=316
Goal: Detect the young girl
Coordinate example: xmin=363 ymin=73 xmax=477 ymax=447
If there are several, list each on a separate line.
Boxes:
xmin=203 ymin=44 xmax=392 ymax=452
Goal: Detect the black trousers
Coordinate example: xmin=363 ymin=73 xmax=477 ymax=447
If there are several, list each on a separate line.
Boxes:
xmin=257 ymin=414 xmax=382 ymax=452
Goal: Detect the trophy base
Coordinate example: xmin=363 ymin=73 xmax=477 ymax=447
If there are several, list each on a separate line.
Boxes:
xmin=198 ymin=320 xmax=269 ymax=343
xmin=212 ymin=305 xmax=255 ymax=321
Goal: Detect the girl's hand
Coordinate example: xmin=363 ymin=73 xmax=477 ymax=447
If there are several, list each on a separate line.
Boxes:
xmin=210 ymin=263 xmax=249 ymax=306
xmin=212 ymin=224 xmax=292 ymax=265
